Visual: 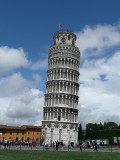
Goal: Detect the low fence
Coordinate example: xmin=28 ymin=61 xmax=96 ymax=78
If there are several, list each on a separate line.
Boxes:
xmin=0 ymin=143 xmax=120 ymax=152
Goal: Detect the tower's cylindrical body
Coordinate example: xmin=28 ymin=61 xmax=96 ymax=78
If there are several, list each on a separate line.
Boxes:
xmin=42 ymin=30 xmax=80 ymax=145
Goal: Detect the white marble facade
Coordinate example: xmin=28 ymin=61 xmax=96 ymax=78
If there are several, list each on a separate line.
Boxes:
xmin=42 ymin=30 xmax=80 ymax=145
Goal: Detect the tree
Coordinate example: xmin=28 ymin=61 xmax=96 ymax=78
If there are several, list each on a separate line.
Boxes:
xmin=100 ymin=122 xmax=104 ymax=130
xmin=104 ymin=122 xmax=118 ymax=129
xmin=92 ymin=123 xmax=99 ymax=139
xmin=85 ymin=123 xmax=99 ymax=140
xmin=85 ymin=123 xmax=93 ymax=139
xmin=78 ymin=123 xmax=83 ymax=140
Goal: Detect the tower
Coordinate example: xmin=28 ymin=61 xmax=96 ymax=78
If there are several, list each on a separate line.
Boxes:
xmin=42 ymin=30 xmax=80 ymax=145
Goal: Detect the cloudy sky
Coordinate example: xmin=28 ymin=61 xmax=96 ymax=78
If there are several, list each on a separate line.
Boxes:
xmin=0 ymin=0 xmax=120 ymax=128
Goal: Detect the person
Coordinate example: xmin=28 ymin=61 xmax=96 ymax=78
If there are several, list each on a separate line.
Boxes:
xmin=87 ymin=141 xmax=90 ymax=148
xmin=68 ymin=141 xmax=71 ymax=151
xmin=61 ymin=141 xmax=63 ymax=150
xmin=94 ymin=140 xmax=98 ymax=151
xmin=82 ymin=142 xmax=86 ymax=150
xmin=102 ymin=141 xmax=104 ymax=148
xmin=79 ymin=141 xmax=82 ymax=151
xmin=90 ymin=140 xmax=93 ymax=149
xmin=56 ymin=141 xmax=59 ymax=151
xmin=53 ymin=141 xmax=55 ymax=150
xmin=55 ymin=141 xmax=56 ymax=150
xmin=4 ymin=139 xmax=7 ymax=149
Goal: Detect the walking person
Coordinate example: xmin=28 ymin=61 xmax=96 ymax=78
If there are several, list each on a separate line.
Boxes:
xmin=56 ymin=141 xmax=59 ymax=151
xmin=79 ymin=141 xmax=82 ymax=151
xmin=94 ymin=140 xmax=98 ymax=151
xmin=53 ymin=141 xmax=55 ymax=150
xmin=42 ymin=141 xmax=45 ymax=151
xmin=4 ymin=139 xmax=7 ymax=149
xmin=68 ymin=141 xmax=71 ymax=151
xmin=82 ymin=142 xmax=86 ymax=150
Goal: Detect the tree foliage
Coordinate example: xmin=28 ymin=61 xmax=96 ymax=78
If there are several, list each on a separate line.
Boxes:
xmin=84 ymin=122 xmax=120 ymax=144
xmin=104 ymin=122 xmax=118 ymax=129
xmin=99 ymin=129 xmax=120 ymax=144
xmin=85 ymin=123 xmax=99 ymax=140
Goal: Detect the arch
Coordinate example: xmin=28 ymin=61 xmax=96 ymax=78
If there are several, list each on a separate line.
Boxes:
xmin=68 ymin=35 xmax=70 ymax=40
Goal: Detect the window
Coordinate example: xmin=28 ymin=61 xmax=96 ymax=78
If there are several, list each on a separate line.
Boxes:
xmin=27 ymin=137 xmax=30 ymax=142
xmin=58 ymin=115 xmax=61 ymax=121
xmin=72 ymin=40 xmax=74 ymax=45
xmin=22 ymin=137 xmax=24 ymax=141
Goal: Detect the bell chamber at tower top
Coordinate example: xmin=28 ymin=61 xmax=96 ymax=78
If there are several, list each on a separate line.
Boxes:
xmin=53 ymin=30 xmax=77 ymax=46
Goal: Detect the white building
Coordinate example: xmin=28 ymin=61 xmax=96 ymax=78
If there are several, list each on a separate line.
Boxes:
xmin=42 ymin=30 xmax=80 ymax=145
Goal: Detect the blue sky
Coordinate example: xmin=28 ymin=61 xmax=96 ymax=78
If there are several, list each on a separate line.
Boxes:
xmin=0 ymin=0 xmax=120 ymax=127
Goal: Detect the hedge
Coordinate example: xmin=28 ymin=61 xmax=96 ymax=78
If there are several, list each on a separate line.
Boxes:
xmin=99 ymin=129 xmax=120 ymax=144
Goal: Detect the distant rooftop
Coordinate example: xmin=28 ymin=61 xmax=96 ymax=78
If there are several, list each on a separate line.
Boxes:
xmin=0 ymin=125 xmax=42 ymax=130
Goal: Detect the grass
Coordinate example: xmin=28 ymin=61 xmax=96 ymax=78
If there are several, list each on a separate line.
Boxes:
xmin=0 ymin=150 xmax=120 ymax=160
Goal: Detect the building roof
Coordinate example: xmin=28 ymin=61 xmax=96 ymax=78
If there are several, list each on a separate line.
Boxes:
xmin=0 ymin=125 xmax=42 ymax=130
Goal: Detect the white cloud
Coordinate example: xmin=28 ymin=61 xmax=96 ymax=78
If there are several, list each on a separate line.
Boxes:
xmin=0 ymin=71 xmax=44 ymax=126
xmin=0 ymin=46 xmax=48 ymax=75
xmin=0 ymin=72 xmax=32 ymax=97
xmin=0 ymin=88 xmax=44 ymax=126
xmin=7 ymin=88 xmax=44 ymax=118
xmin=0 ymin=46 xmax=29 ymax=75
xmin=78 ymin=50 xmax=120 ymax=128
xmin=30 ymin=59 xmax=48 ymax=70
xmin=76 ymin=23 xmax=120 ymax=58
xmin=0 ymin=45 xmax=46 ymax=126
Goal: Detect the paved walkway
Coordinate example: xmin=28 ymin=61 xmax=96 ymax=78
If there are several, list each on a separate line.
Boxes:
xmin=0 ymin=145 xmax=120 ymax=152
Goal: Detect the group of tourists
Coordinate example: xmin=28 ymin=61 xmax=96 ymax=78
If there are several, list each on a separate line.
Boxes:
xmin=0 ymin=139 xmax=36 ymax=149
xmin=79 ymin=140 xmax=98 ymax=151
xmin=43 ymin=140 xmax=64 ymax=150
xmin=52 ymin=141 xmax=62 ymax=150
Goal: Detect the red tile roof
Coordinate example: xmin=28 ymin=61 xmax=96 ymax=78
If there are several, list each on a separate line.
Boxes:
xmin=0 ymin=125 xmax=42 ymax=130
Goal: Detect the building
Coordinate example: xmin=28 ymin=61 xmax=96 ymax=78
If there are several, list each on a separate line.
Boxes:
xmin=42 ymin=30 xmax=80 ymax=145
xmin=0 ymin=125 xmax=42 ymax=142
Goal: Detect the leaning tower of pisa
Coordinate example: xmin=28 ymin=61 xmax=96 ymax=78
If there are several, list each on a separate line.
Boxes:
xmin=42 ymin=30 xmax=80 ymax=145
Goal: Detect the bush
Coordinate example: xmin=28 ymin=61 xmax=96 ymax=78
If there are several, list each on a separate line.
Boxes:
xmin=99 ymin=129 xmax=120 ymax=144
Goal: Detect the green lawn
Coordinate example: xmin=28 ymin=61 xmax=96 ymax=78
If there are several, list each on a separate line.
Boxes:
xmin=0 ymin=150 xmax=120 ymax=160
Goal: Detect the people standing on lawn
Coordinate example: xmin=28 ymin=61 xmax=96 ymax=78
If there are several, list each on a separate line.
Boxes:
xmin=4 ymin=139 xmax=7 ymax=149
xmin=82 ymin=142 xmax=86 ymax=150
xmin=93 ymin=140 xmax=98 ymax=151
xmin=79 ymin=141 xmax=82 ymax=151
xmin=68 ymin=141 xmax=71 ymax=151
xmin=56 ymin=141 xmax=59 ymax=151
xmin=42 ymin=141 xmax=45 ymax=150
xmin=53 ymin=141 xmax=55 ymax=150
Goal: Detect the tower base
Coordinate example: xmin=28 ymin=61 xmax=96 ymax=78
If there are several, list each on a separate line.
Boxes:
xmin=42 ymin=121 xmax=78 ymax=146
